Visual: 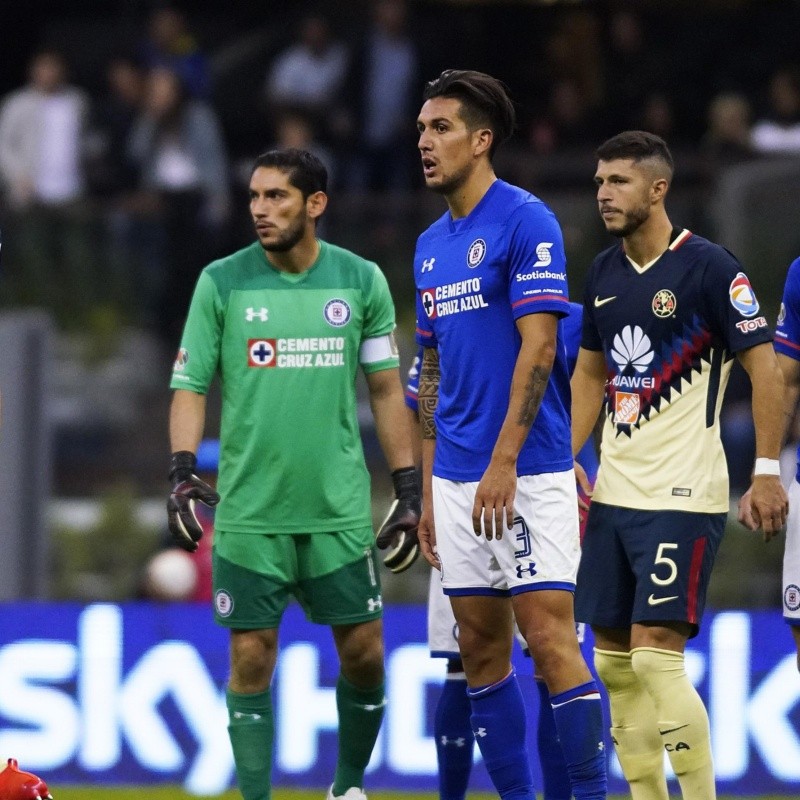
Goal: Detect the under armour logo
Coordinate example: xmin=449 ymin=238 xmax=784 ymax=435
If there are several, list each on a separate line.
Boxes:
xmin=367 ymin=596 xmax=383 ymax=612
xmin=474 ymin=727 xmax=487 ymax=738
xmin=245 ymin=307 xmax=269 ymax=322
xmin=516 ymin=562 xmax=537 ymax=579
xmin=421 ymin=257 xmax=436 ymax=273
xmin=598 ymin=741 xmax=604 ymax=751
xmin=440 ymin=736 xmax=466 ymax=747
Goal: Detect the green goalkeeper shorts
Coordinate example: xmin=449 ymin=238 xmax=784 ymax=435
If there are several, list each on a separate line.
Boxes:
xmin=212 ymin=526 xmax=383 ymax=629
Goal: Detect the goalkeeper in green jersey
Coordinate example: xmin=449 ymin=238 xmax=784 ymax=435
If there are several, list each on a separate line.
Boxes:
xmin=166 ymin=148 xmax=420 ymax=800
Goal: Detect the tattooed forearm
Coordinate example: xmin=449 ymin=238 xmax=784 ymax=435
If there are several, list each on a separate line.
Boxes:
xmin=419 ymin=347 xmax=440 ymax=440
xmin=517 ymin=365 xmax=551 ymax=427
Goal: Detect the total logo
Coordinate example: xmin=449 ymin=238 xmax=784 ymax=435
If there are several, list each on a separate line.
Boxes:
xmin=729 ymin=272 xmax=760 ymax=318
xmin=735 ymin=316 xmax=767 ymax=334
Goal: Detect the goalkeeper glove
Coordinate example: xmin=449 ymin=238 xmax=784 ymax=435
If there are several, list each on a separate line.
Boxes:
xmin=376 ymin=467 xmax=422 ymax=573
xmin=167 ymin=450 xmax=220 ymax=552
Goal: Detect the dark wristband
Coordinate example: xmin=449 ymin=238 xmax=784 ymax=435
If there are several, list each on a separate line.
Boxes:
xmin=391 ymin=466 xmax=420 ymax=499
xmin=169 ymin=450 xmax=197 ymax=483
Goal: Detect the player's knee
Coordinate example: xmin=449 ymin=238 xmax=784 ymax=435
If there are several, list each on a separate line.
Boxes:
xmin=594 ymin=648 xmax=636 ymax=693
xmin=630 ymin=646 xmax=685 ymax=691
xmin=456 ymin=627 xmax=507 ymax=675
xmin=230 ymin=630 xmax=277 ymax=689
xmin=337 ymin=624 xmax=385 ymax=687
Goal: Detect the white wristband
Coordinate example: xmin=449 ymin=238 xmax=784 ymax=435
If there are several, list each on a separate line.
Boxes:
xmin=753 ymin=458 xmax=781 ymax=477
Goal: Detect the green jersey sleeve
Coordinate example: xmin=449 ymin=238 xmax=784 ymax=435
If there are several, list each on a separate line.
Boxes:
xmin=169 ymin=270 xmax=223 ymax=393
xmin=360 ymin=263 xmax=400 ymax=374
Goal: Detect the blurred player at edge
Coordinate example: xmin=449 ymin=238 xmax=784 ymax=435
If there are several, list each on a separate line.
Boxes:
xmin=739 ymin=253 xmax=800 ymax=671
xmin=405 ymin=300 xmax=600 ymax=800
xmin=166 ymin=148 xmax=420 ymax=800
xmin=414 ymin=69 xmax=606 ymax=800
xmin=571 ymin=130 xmax=787 ymax=800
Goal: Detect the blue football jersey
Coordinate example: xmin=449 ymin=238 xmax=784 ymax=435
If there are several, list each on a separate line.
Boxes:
xmin=583 ymin=228 xmax=773 ymax=512
xmin=414 ymin=180 xmax=572 ymax=481
xmin=774 ymin=256 xmax=800 ymax=476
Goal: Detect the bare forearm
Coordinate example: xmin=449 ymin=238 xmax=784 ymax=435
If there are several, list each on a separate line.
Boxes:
xmin=419 ymin=348 xmax=439 ymax=441
xmin=169 ymin=389 xmax=207 ymax=453
xmin=492 ymin=353 xmax=553 ymax=463
xmin=419 ymin=348 xmax=439 ymax=505
xmin=571 ymin=375 xmax=605 ymax=455
xmin=742 ymin=345 xmax=785 ymax=459
xmin=570 ymin=348 xmax=607 ymax=455
xmin=369 ymin=376 xmax=415 ymax=472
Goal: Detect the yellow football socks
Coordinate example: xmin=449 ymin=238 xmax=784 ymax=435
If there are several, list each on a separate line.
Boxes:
xmin=594 ymin=648 xmax=669 ymax=800
xmin=631 ymin=647 xmax=716 ymax=800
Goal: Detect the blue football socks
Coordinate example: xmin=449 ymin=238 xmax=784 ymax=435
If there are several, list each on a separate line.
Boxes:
xmin=535 ymin=678 xmax=572 ymax=800
xmin=468 ymin=669 xmax=535 ymax=800
xmin=550 ymin=680 xmax=607 ymax=799
xmin=434 ymin=673 xmax=474 ymax=800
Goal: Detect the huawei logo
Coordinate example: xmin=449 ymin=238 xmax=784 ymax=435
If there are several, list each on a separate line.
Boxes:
xmin=611 ymin=325 xmax=654 ymax=373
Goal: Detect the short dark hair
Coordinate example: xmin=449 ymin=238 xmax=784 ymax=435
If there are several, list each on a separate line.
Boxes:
xmin=251 ymin=148 xmax=327 ymax=198
xmin=596 ymin=130 xmax=674 ymax=175
xmin=423 ymin=69 xmax=515 ymax=159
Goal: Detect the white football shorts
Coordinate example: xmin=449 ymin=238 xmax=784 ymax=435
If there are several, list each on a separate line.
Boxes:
xmin=432 ymin=470 xmax=581 ymax=596
xmin=783 ymin=479 xmax=800 ymax=624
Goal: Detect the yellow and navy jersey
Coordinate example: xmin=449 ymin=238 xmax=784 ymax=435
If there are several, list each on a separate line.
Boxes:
xmin=582 ymin=228 xmax=772 ymax=512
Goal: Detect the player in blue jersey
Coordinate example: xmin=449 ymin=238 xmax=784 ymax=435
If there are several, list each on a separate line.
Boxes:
xmin=413 ymin=69 xmax=607 ymax=800
xmin=406 ymin=301 xmax=600 ymax=800
xmin=570 ymin=130 xmax=788 ymax=800
xmin=739 ymin=254 xmax=800 ymax=670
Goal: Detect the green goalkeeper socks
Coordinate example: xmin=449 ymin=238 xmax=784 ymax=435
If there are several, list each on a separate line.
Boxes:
xmin=332 ymin=674 xmax=386 ymax=795
xmin=227 ymin=688 xmax=274 ymax=800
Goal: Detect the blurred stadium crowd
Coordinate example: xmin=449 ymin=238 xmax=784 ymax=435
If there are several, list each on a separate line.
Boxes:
xmin=0 ymin=0 xmax=799 ymax=601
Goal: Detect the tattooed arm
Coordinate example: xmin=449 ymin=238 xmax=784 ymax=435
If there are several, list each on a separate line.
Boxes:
xmin=418 ymin=346 xmax=441 ymax=568
xmin=472 ymin=313 xmax=558 ymax=539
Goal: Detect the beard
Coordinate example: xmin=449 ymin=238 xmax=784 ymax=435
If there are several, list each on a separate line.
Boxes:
xmin=258 ymin=214 xmax=306 ymax=252
xmin=606 ymin=204 xmax=650 ymax=238
xmin=426 ymin=163 xmax=471 ymax=197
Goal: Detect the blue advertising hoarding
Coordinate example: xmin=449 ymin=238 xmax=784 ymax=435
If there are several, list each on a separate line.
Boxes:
xmin=0 ymin=603 xmax=798 ymax=794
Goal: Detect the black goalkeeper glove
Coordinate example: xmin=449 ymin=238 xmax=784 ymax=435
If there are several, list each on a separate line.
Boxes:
xmin=376 ymin=467 xmax=422 ymax=573
xmin=167 ymin=450 xmax=220 ymax=552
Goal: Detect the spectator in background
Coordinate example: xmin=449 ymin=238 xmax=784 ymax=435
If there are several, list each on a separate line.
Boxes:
xmin=528 ymin=77 xmax=603 ymax=156
xmin=85 ymin=55 xmax=148 ymax=315
xmin=0 ymin=48 xmax=95 ymax=325
xmin=272 ymin=108 xmax=336 ymax=189
xmin=701 ymin=91 xmax=755 ymax=171
xmin=343 ymin=0 xmax=419 ymax=192
xmin=140 ymin=4 xmax=210 ymax=99
xmin=751 ymin=66 xmax=800 ymax=155
xmin=128 ymin=66 xmax=230 ymax=344
xmin=603 ymin=9 xmax=665 ymax=133
xmin=265 ymin=13 xmax=349 ymax=142
xmin=85 ymin=56 xmax=145 ymax=199
xmin=636 ymin=92 xmax=676 ymax=143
